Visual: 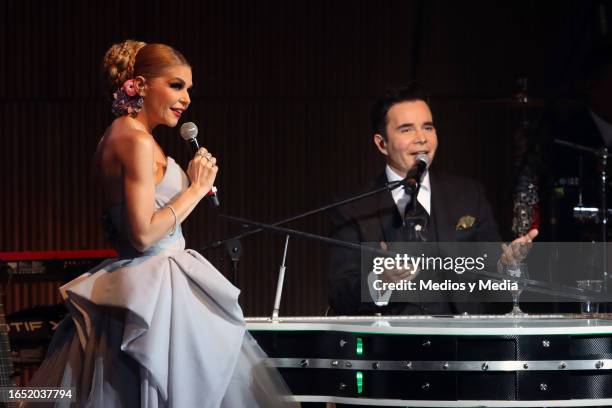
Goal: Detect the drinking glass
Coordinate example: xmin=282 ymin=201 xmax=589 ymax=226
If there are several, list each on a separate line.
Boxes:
xmin=506 ymin=263 xmax=528 ymax=316
xmin=576 ymin=279 xmax=603 ymax=315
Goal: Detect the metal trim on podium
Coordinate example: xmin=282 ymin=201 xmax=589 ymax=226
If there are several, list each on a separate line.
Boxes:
xmin=247 ymin=315 xmax=612 ymax=407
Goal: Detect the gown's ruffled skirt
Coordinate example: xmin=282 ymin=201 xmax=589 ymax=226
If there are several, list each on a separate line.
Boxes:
xmin=24 ymin=249 xmax=294 ymax=408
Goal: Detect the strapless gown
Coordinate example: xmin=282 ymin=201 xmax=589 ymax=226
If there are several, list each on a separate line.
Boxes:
xmin=25 ymin=157 xmax=294 ymax=408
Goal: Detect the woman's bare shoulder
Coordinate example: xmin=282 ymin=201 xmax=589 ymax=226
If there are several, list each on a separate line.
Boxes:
xmin=95 ymin=119 xmax=157 ymax=206
xmin=103 ymin=118 xmax=154 ymax=160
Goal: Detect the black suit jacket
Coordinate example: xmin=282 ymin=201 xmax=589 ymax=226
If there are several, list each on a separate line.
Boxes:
xmin=328 ymin=170 xmax=503 ymax=315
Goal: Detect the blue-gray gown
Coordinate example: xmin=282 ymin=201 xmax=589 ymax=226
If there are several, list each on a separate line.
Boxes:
xmin=25 ymin=157 xmax=294 ymax=408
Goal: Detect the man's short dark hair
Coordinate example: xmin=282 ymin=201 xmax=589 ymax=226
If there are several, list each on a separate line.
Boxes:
xmin=370 ymin=83 xmax=430 ymax=140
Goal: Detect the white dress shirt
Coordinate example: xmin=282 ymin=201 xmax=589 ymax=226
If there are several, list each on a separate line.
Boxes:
xmin=386 ymin=165 xmax=431 ymax=216
xmin=367 ymin=165 xmax=431 ymax=306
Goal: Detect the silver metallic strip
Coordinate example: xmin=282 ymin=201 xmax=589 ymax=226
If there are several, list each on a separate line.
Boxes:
xmin=289 ymin=395 xmax=612 ymax=407
xmin=269 ymin=358 xmax=612 ymax=371
xmin=246 ymin=315 xmax=612 ymax=336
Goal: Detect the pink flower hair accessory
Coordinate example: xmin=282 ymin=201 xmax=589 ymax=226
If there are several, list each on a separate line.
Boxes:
xmin=111 ymin=79 xmax=143 ymax=116
xmin=122 ymin=79 xmax=137 ymax=97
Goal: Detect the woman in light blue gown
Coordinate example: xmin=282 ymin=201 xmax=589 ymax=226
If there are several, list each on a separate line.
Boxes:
xmin=24 ymin=40 xmax=294 ymax=408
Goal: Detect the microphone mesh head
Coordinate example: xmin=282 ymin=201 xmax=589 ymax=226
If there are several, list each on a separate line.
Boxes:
xmin=416 ymin=153 xmax=430 ymax=168
xmin=180 ymin=122 xmax=198 ymax=140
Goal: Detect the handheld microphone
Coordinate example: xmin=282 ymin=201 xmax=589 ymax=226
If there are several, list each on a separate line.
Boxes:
xmin=404 ymin=153 xmax=429 ymax=193
xmin=179 ymin=122 xmax=220 ymax=207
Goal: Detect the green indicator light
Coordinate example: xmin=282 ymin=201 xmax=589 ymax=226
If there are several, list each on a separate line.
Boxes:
xmin=356 ymin=337 xmax=363 ymax=355
xmin=356 ymin=371 xmax=363 ymax=394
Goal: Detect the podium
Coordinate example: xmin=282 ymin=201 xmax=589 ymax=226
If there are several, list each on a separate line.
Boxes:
xmin=247 ymin=315 xmax=612 ymax=407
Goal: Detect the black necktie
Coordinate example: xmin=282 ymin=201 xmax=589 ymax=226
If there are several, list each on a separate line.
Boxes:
xmin=403 ymin=196 xmax=430 ymax=242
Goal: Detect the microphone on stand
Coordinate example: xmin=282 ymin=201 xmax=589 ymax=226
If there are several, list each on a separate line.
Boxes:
xmin=401 ymin=153 xmax=430 ymax=217
xmin=403 ymin=153 xmax=430 ymax=193
xmin=180 ymin=122 xmax=220 ymax=207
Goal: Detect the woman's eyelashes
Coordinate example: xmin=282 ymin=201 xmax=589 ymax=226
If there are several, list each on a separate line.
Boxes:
xmin=170 ymin=82 xmax=194 ymax=96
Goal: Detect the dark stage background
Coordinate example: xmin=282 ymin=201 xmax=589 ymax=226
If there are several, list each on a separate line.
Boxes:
xmin=1 ymin=1 xmax=608 ymax=316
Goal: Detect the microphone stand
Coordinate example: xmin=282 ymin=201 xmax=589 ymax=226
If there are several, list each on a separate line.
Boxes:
xmin=199 ymin=178 xmax=407 ymax=289
xmin=201 ymin=178 xmax=406 ymax=252
xmin=601 ymin=147 xmax=608 ymax=294
xmin=219 ymin=215 xmax=383 ymax=321
xmin=224 ymin=238 xmax=242 ymax=287
xmin=271 ymin=235 xmax=290 ymax=320
xmin=554 ymin=139 xmax=609 ymax=295
xmin=221 ymin=214 xmax=608 ymax=318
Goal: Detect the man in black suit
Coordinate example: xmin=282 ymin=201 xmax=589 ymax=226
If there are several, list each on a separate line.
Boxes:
xmin=328 ymin=85 xmax=538 ymax=315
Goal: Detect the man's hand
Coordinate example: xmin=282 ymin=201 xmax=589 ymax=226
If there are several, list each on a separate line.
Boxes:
xmin=500 ymin=228 xmax=539 ymax=268
xmin=379 ymin=241 xmax=420 ymax=284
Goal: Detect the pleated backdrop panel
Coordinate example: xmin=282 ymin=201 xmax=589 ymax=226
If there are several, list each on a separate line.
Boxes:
xmin=0 ymin=0 xmax=592 ymax=316
xmin=0 ymin=0 xmax=417 ymax=316
xmin=3 ymin=280 xmax=62 ymax=314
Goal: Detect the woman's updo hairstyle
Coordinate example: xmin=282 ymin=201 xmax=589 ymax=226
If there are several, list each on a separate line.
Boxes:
xmin=102 ymin=40 xmax=190 ymax=98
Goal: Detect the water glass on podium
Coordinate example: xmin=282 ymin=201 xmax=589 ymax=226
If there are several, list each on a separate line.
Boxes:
xmin=576 ymin=279 xmax=603 ymax=314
